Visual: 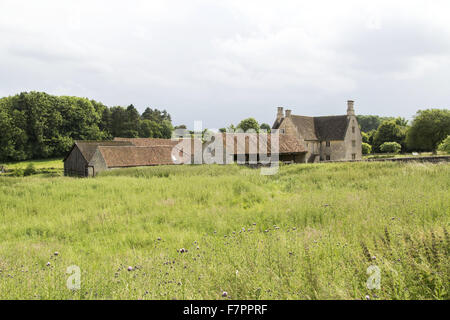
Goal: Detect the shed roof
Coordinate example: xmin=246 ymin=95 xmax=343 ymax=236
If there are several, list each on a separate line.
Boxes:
xmin=64 ymin=140 xmax=133 ymax=162
xmin=113 ymin=137 xmax=179 ymax=147
xmin=97 ymin=146 xmax=180 ymax=168
xmin=113 ymin=137 xmax=201 ymax=156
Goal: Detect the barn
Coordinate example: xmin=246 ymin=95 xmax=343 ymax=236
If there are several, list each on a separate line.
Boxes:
xmin=63 ymin=138 xmax=198 ymax=177
xmin=203 ymin=133 xmax=307 ymax=164
xmin=63 ymin=140 xmax=133 ymax=177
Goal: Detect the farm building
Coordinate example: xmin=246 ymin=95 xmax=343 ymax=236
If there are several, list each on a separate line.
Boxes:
xmin=273 ymin=100 xmax=363 ymax=162
xmin=63 ymin=140 xmax=134 ymax=177
xmin=64 ymin=138 xmax=197 ymax=177
xmin=203 ymin=133 xmax=307 ymax=164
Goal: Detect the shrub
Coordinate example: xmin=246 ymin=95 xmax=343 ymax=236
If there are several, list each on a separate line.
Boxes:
xmin=12 ymin=168 xmax=24 ymax=177
xmin=361 ymin=142 xmax=372 ymax=155
xmin=437 ymin=135 xmax=450 ymax=153
xmin=380 ymin=141 xmax=402 ymax=154
xmin=23 ymin=163 xmax=37 ymax=176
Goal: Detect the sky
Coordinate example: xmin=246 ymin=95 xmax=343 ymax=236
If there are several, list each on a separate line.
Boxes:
xmin=1 ymin=0 xmax=450 ymax=129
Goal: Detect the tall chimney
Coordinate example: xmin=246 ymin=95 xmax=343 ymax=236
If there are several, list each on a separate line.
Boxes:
xmin=347 ymin=100 xmax=355 ymax=116
xmin=285 ymin=109 xmax=292 ymax=117
xmin=277 ymin=107 xmax=284 ymax=121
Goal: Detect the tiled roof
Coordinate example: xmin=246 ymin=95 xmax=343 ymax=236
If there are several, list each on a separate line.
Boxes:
xmin=64 ymin=140 xmax=133 ymax=162
xmin=97 ymin=146 xmax=181 ymax=167
xmin=113 ymin=137 xmax=179 ymax=147
xmin=274 ymin=114 xmax=350 ymax=141
xmin=314 ymin=115 xmax=349 ymax=140
xmin=210 ymin=133 xmax=306 ymax=155
xmin=113 ymin=137 xmax=200 ymax=156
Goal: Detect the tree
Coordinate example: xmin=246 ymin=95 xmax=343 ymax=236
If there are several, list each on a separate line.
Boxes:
xmin=361 ymin=142 xmax=372 ymax=155
xmin=142 ymin=107 xmax=171 ymax=122
xmin=380 ymin=142 xmax=402 ymax=154
xmin=373 ymin=120 xmax=406 ymax=152
xmin=437 ymin=135 xmax=450 ymax=154
xmin=361 ymin=131 xmax=370 ymax=144
xmin=406 ymin=109 xmax=450 ymax=153
xmin=260 ymin=123 xmax=271 ymax=133
xmin=0 ymin=91 xmax=175 ymax=160
xmin=237 ymin=118 xmax=259 ymax=132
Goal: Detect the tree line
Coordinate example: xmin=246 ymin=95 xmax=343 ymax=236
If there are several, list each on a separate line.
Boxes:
xmin=1 ymin=91 xmax=449 ymax=161
xmin=356 ymin=111 xmax=450 ymax=154
xmin=0 ymin=91 xmax=173 ymax=161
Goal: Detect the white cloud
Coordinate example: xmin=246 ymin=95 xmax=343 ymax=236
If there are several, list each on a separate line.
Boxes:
xmin=1 ymin=0 xmax=450 ymax=127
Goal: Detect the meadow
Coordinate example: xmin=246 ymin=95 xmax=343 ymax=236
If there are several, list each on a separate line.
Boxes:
xmin=0 ymin=161 xmax=448 ymax=299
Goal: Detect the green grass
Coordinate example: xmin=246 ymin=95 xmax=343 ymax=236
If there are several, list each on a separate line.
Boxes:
xmin=0 ymin=162 xmax=448 ymax=300
xmin=2 ymin=158 xmax=63 ymax=170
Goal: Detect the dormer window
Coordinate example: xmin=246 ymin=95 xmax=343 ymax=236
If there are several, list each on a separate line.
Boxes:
xmin=352 ymin=126 xmax=355 ymax=133
xmin=280 ymin=129 xmax=285 ymax=134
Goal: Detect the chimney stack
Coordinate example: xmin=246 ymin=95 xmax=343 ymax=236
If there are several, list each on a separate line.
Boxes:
xmin=285 ymin=109 xmax=292 ymax=117
xmin=277 ymin=107 xmax=284 ymax=120
xmin=347 ymin=100 xmax=355 ymax=116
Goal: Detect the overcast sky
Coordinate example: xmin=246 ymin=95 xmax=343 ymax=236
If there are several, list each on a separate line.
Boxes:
xmin=1 ymin=0 xmax=450 ymax=129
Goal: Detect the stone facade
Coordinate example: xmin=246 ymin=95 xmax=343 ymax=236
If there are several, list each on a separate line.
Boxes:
xmin=272 ymin=100 xmax=362 ymax=163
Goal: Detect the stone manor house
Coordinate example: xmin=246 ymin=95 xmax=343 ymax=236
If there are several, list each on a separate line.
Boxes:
xmin=272 ymin=100 xmax=362 ymax=162
xmin=63 ymin=100 xmax=362 ymax=176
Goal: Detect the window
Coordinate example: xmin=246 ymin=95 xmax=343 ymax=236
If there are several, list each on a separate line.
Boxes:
xmin=352 ymin=126 xmax=355 ymax=133
xmin=326 ymin=141 xmax=330 ymax=147
xmin=352 ymin=153 xmax=356 ymax=160
xmin=352 ymin=140 xmax=356 ymax=147
xmin=326 ymin=155 xmax=331 ymax=161
xmin=280 ymin=129 xmax=285 ymax=134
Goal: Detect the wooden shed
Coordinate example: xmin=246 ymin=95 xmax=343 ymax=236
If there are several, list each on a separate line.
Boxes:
xmin=63 ymin=141 xmax=133 ymax=177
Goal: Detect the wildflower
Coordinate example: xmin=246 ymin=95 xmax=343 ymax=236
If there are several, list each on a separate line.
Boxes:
xmin=46 ymin=262 xmax=51 ymax=267
xmin=371 ymin=255 xmax=376 ymax=260
xmin=365 ymin=295 xmax=370 ymax=300
xmin=179 ymin=248 xmax=186 ymax=253
xmin=157 ymin=237 xmax=162 ymax=241
xmin=54 ymin=251 xmax=59 ymax=256
xmin=222 ymin=291 xmax=228 ymax=297
xmin=127 ymin=266 xmax=133 ymax=271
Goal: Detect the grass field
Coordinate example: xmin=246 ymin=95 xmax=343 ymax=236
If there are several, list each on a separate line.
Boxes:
xmin=0 ymin=161 xmax=448 ymax=299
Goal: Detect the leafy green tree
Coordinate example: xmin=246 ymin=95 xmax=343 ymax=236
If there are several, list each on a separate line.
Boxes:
xmin=394 ymin=117 xmax=409 ymax=127
xmin=380 ymin=142 xmax=402 ymax=154
xmin=0 ymin=92 xmax=175 ymax=160
xmin=237 ymin=118 xmax=260 ymax=132
xmin=373 ymin=120 xmax=406 ymax=152
xmin=361 ymin=142 xmax=372 ymax=155
xmin=260 ymin=123 xmax=271 ymax=133
xmin=361 ymin=131 xmax=370 ymax=144
xmin=406 ymin=109 xmax=450 ymax=152
xmin=142 ymin=107 xmax=171 ymax=122
xmin=437 ymin=135 xmax=450 ymax=153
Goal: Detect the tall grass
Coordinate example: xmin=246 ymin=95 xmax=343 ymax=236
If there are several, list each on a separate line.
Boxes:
xmin=0 ymin=162 xmax=448 ymax=299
